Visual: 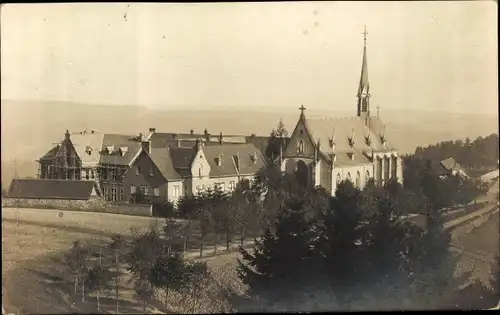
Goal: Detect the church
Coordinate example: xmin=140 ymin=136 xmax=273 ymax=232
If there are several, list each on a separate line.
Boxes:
xmin=280 ymin=28 xmax=403 ymax=195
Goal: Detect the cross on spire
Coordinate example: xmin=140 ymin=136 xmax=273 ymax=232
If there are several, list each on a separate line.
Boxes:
xmin=299 ymin=104 xmax=306 ymax=114
xmin=362 ymin=25 xmax=368 ymax=46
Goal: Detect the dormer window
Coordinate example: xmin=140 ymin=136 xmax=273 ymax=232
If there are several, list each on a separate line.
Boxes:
xmin=85 ymin=146 xmax=92 ymax=155
xmin=250 ymin=152 xmax=258 ymax=164
xmin=348 ymin=137 xmax=355 ymax=147
xmin=215 ymin=155 xmax=222 ymax=166
xmin=347 ymin=152 xmax=355 ymax=161
xmin=136 ymin=166 xmax=140 ymax=175
xmin=297 ymin=140 xmax=305 ymax=155
xmin=365 ymin=135 xmax=372 ymax=146
xmin=120 ymin=147 xmax=128 ymax=156
xmin=149 ymin=167 xmax=154 ymax=176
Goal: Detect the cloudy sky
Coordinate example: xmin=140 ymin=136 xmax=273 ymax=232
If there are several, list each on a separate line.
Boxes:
xmin=1 ymin=2 xmax=497 ymax=114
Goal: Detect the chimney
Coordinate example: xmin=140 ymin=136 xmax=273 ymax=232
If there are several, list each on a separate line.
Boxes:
xmin=64 ymin=130 xmax=70 ymax=140
xmin=219 ymin=132 xmax=223 ymax=145
xmin=190 ymin=129 xmax=194 ymax=135
xmin=149 ymin=128 xmax=156 ymax=133
xmin=204 ymin=129 xmax=210 ymax=142
xmin=176 ymin=139 xmax=182 ymax=147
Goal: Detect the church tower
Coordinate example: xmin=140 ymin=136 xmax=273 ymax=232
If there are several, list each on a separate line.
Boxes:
xmin=357 ymin=26 xmax=370 ymax=118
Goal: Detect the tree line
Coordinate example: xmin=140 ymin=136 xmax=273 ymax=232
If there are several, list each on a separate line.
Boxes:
xmin=413 ymin=133 xmax=499 ymax=172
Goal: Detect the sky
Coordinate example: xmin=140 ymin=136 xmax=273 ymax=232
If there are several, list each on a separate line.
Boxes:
xmin=1 ymin=2 xmax=498 ymax=114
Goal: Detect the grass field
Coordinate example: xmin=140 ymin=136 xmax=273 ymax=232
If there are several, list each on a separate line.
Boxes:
xmin=1 ymin=207 xmax=258 ymax=314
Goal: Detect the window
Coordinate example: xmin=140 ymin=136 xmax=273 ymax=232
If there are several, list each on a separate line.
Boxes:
xmin=356 ymin=171 xmax=361 ymax=188
xmin=336 ymin=173 xmax=341 ymax=185
xmin=141 ymin=185 xmax=148 ymax=195
xmin=130 ymin=185 xmax=136 ymax=194
xmin=220 ymin=182 xmax=226 ymax=191
xmin=103 ymin=188 xmax=108 ymax=200
xmin=229 ymin=181 xmax=235 ymax=191
xmin=111 ymin=187 xmax=117 ymax=202
xmin=199 ymin=165 xmax=203 ymax=178
xmin=346 ymin=172 xmax=352 ymax=182
xmin=173 ymin=186 xmax=181 ymax=197
xmin=85 ymin=169 xmax=89 ymax=180
xmin=150 ymin=167 xmax=154 ymax=176
xmin=297 ymin=140 xmax=305 ymax=155
xmin=154 ymin=188 xmax=160 ymax=196
xmin=365 ymin=170 xmax=370 ymax=185
xmin=136 ymin=166 xmax=140 ymax=175
xmin=120 ymin=187 xmax=124 ymax=201
xmin=196 ymin=186 xmax=202 ymax=194
xmin=91 ymin=169 xmax=95 ymax=179
xmin=392 ymin=156 xmax=398 ymax=179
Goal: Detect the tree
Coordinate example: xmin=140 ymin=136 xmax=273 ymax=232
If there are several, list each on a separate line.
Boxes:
xmin=264 ymin=119 xmax=289 ymax=163
xmin=86 ymin=256 xmax=113 ymax=311
xmin=109 ymin=234 xmax=125 ymax=314
xmin=238 ymin=191 xmax=320 ymax=292
xmin=133 ymin=277 xmax=154 ymax=314
xmin=317 ymin=180 xmax=368 ymax=284
xmin=149 ymin=252 xmax=186 ymax=308
xmin=64 ymin=240 xmax=91 ymax=301
xmin=163 ymin=218 xmax=184 ymax=254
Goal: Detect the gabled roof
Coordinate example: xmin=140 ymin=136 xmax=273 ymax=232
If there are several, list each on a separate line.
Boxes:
xmin=8 ymin=179 xmax=96 ymax=200
xmin=440 ymin=157 xmax=463 ymax=172
xmin=150 ymin=148 xmax=182 ymax=181
xmin=169 ymin=147 xmax=197 ymax=169
xmin=333 ymin=149 xmax=372 ymax=167
xmin=304 ymin=116 xmax=395 ymax=156
xmin=202 ymin=143 xmax=267 ymax=177
xmin=39 ymin=145 xmax=61 ymax=160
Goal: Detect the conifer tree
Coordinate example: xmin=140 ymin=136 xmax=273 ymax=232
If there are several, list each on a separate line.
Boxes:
xmin=238 ymin=193 xmax=319 ymax=292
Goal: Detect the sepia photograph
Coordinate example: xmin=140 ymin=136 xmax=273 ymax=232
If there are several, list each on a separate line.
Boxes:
xmin=1 ymin=1 xmax=498 ymax=313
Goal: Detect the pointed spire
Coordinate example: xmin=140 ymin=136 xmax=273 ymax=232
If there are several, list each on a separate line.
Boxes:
xmin=357 ymin=25 xmax=370 ymax=118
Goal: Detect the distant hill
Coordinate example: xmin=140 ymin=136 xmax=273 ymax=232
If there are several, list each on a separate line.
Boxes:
xmin=1 ymin=99 xmax=498 ymax=187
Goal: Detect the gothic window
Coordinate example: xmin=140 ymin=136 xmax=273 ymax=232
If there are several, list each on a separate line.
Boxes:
xmin=384 ymin=157 xmax=390 ymax=183
xmin=297 ymin=140 xmax=305 ymax=155
xmin=111 ymin=187 xmax=117 ymax=202
xmin=392 ymin=156 xmax=398 ymax=179
xmin=365 ymin=170 xmax=370 ymax=184
xmin=346 ymin=172 xmax=352 ymax=182
xmin=199 ymin=165 xmax=203 ymax=177
xmin=120 ymin=187 xmax=124 ymax=201
xmin=336 ymin=173 xmax=341 ymax=185
xmin=356 ymin=171 xmax=361 ymax=188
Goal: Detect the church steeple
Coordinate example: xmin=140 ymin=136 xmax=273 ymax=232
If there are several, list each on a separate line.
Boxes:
xmin=357 ymin=25 xmax=370 ymax=118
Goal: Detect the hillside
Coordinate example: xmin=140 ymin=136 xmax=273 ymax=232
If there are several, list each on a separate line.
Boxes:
xmin=1 ymin=99 xmax=498 ymax=187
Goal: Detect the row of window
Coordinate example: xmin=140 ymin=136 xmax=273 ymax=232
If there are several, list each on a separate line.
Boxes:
xmin=136 ymin=166 xmax=155 ymax=177
xmin=196 ymin=180 xmax=237 ymax=194
xmin=130 ymin=184 xmax=160 ymax=196
xmin=336 ymin=170 xmax=370 ymax=188
xmin=102 ymin=186 xmax=125 ymax=202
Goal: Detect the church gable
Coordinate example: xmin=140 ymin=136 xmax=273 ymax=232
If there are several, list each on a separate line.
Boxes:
xmin=283 ymin=113 xmax=316 ymax=159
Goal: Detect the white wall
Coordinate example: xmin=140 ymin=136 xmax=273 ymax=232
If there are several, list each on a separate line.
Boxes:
xmin=331 ymin=163 xmax=374 ymax=195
